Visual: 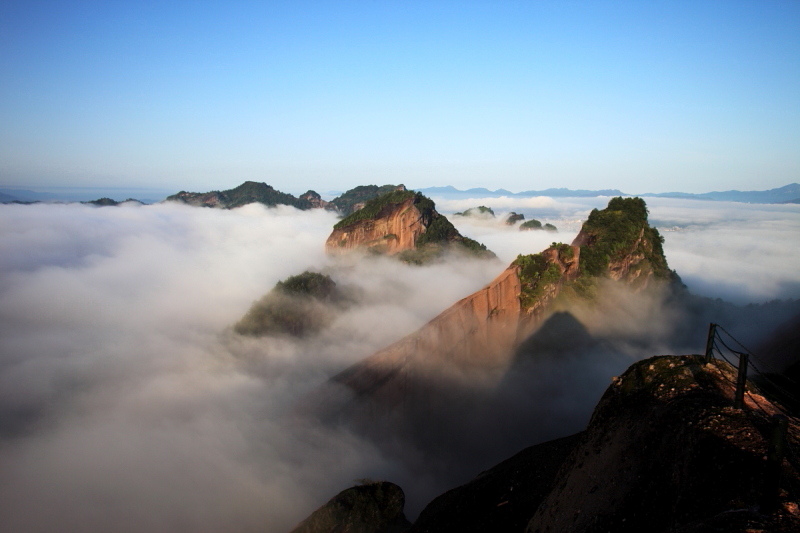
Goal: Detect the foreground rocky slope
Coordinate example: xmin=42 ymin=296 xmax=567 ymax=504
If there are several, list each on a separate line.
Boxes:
xmin=525 ymin=355 xmax=800 ymax=533
xmin=412 ymin=434 xmax=582 ymax=533
xmin=296 ymin=355 xmax=800 ymax=532
xmin=291 ymin=482 xmax=411 ymax=533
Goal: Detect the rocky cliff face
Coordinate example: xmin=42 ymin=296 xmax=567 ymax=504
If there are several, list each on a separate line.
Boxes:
xmin=571 ymin=196 xmax=671 ymax=286
xmin=332 ymin=265 xmax=525 ymax=405
xmin=330 ymin=197 xmax=668 ymax=404
xmin=326 ymin=194 xmax=428 ymax=256
xmin=324 ymin=190 xmax=493 ymax=261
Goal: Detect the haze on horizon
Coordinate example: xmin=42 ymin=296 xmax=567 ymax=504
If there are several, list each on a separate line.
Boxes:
xmin=2 ymin=1 xmax=799 ymax=195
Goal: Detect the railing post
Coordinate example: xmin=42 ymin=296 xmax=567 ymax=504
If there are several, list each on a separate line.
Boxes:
xmin=705 ymin=323 xmax=717 ymax=360
xmin=760 ymin=414 xmax=789 ymax=513
xmin=733 ymin=352 xmax=749 ymax=409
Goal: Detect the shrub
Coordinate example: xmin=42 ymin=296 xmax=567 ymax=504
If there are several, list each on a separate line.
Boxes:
xmin=514 ymin=253 xmax=562 ymax=309
xmin=578 ymin=197 xmax=670 ymax=279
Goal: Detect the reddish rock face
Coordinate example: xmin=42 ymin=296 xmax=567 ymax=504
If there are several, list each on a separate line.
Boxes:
xmin=333 ymin=265 xmax=525 ymax=405
xmin=325 ymin=197 xmax=428 ymax=256
xmin=331 ymin=243 xmax=586 ymax=403
xmin=329 ymin=198 xmax=670 ymax=408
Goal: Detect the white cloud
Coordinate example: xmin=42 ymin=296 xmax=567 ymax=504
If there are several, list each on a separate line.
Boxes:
xmin=0 ymin=202 xmax=501 ymax=531
xmin=648 ymin=200 xmax=800 ymax=303
xmin=0 ymin=197 xmax=798 ymax=531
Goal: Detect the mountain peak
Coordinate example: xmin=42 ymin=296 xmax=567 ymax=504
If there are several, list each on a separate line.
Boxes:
xmin=325 ymin=190 xmax=494 ymax=262
xmin=325 ymin=197 xmax=675 ymax=413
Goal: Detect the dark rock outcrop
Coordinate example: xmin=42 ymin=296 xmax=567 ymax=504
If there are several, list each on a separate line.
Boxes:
xmin=527 ymin=354 xmax=800 ymax=532
xmin=83 ymin=197 xmax=144 ymax=206
xmin=519 ymin=219 xmax=543 ymax=231
xmin=454 ymin=206 xmax=495 ymax=218
xmin=412 ymin=434 xmax=582 ymax=533
xmin=306 ymin=353 xmax=800 ymax=533
xmin=234 ymin=271 xmax=346 ymax=337
xmin=290 ymin=482 xmax=412 ymax=533
xmin=505 ymin=212 xmax=525 ymax=225
xmin=300 ymin=190 xmax=328 ymax=209
xmin=519 ymin=219 xmax=557 ymax=232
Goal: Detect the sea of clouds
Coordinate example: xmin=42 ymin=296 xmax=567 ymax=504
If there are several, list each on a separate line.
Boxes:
xmin=0 ymin=197 xmax=798 ymax=531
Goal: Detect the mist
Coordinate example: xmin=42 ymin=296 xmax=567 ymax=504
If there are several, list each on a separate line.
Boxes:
xmin=436 ymin=195 xmax=800 ymax=303
xmin=0 ymin=202 xmax=501 ymax=532
xmin=1 ymin=197 xmax=799 ymax=531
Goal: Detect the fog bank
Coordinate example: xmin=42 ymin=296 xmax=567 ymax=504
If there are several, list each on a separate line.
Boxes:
xmin=1 ymin=197 xmax=798 ymax=531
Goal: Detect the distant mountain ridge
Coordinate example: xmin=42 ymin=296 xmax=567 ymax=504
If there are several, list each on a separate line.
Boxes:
xmin=163 ymin=181 xmax=412 ymax=215
xmin=165 ymin=181 xmax=315 ymax=210
xmin=0 ymin=187 xmax=167 ymax=204
xmin=7 ymin=182 xmax=796 ymax=206
xmin=418 ymin=183 xmax=800 ymax=204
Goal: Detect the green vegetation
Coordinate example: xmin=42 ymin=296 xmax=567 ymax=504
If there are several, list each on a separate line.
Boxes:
xmin=456 ymin=236 xmax=492 ymax=255
xmin=455 ymin=206 xmax=495 ymax=217
xmin=513 ymin=244 xmax=577 ymax=309
xmin=514 ymin=252 xmax=563 ymax=309
xmin=416 ymin=213 xmax=460 ymax=246
xmin=333 ymin=189 xmax=416 ymax=229
xmin=328 ymin=184 xmax=406 ymax=215
xmin=511 ymin=198 xmax=670 ymax=310
xmin=414 ymin=205 xmax=494 ymax=260
xmin=331 ymin=189 xmax=495 ymax=263
xmin=552 ymin=242 xmax=574 ymax=260
xmin=520 ymin=219 xmax=542 ymax=230
xmin=234 ymin=271 xmax=342 ymax=337
xmin=577 ymin=197 xmax=670 ymax=279
xmin=519 ymin=219 xmax=557 ymax=231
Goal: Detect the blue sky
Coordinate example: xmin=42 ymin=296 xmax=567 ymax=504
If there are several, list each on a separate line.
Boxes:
xmin=1 ymin=0 xmax=799 ymax=195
